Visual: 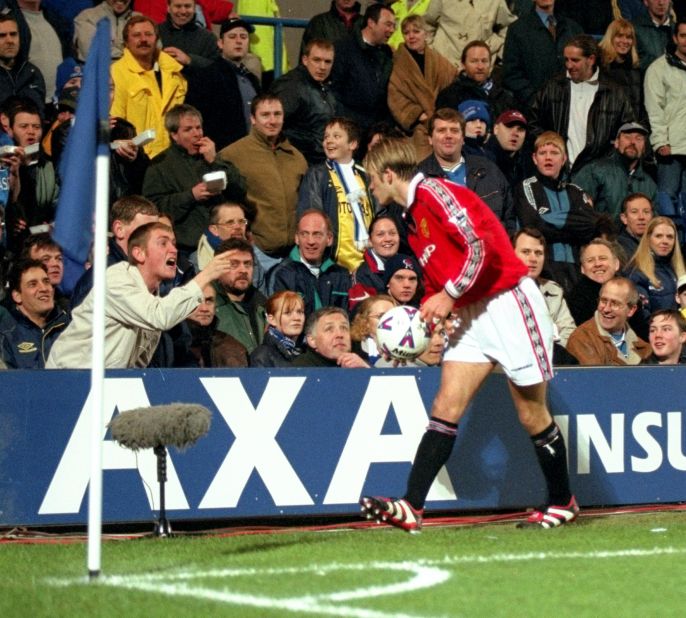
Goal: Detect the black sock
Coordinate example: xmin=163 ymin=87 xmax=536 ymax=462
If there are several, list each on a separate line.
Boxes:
xmin=404 ymin=417 xmax=457 ymax=510
xmin=531 ymin=421 xmax=572 ymax=506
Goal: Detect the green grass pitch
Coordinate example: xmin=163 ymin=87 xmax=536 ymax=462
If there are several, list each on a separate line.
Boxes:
xmin=2 ymin=511 xmax=685 ymax=617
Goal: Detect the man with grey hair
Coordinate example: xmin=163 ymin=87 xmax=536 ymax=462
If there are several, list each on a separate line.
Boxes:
xmin=293 ymin=306 xmax=369 ymax=367
xmin=143 ymin=103 xmax=246 ymax=258
xmin=567 ymin=276 xmax=651 ymax=365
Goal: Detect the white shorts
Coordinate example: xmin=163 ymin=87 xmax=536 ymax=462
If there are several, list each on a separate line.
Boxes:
xmin=443 ymin=277 xmax=554 ymax=386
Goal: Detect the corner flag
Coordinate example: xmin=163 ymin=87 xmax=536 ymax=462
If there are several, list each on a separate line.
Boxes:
xmin=52 ymin=18 xmax=111 ymax=271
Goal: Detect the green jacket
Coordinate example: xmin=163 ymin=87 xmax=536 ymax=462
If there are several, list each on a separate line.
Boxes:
xmin=572 ymin=150 xmax=657 ymax=221
xmin=214 ymin=285 xmax=267 ymax=354
xmin=143 ymin=142 xmax=246 ymax=251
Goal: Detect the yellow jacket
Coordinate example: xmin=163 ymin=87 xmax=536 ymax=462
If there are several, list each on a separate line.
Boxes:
xmin=238 ymin=0 xmax=288 ymax=73
xmin=110 ymin=48 xmax=188 ymax=158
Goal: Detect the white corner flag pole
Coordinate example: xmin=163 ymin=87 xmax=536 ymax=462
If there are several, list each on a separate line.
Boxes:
xmin=87 ymin=131 xmax=110 ymax=580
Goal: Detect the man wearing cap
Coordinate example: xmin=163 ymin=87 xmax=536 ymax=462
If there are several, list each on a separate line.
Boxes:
xmin=572 ymin=121 xmax=657 ymax=221
xmin=435 ymin=40 xmax=515 ymax=120
xmin=529 ymin=34 xmax=635 ymax=174
xmin=418 ymin=107 xmax=515 ymax=232
xmin=159 ymin=0 xmax=220 ymax=70
xmin=485 ymin=108 xmax=533 ymax=186
xmin=383 ymin=253 xmax=422 ymax=307
xmin=644 ymin=19 xmax=686 ymax=237
xmin=184 ymin=17 xmax=260 ymax=151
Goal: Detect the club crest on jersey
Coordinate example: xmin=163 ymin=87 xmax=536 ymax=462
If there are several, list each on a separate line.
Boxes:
xmin=420 ymin=218 xmax=430 ymax=238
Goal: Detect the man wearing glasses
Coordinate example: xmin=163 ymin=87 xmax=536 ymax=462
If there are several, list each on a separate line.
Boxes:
xmin=192 ymin=201 xmax=266 ymax=293
xmin=143 ymin=103 xmax=246 ymax=259
xmin=567 ymin=276 xmax=651 ymax=365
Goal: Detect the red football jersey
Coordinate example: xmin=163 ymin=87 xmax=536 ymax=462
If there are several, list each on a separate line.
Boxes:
xmin=407 ymin=175 xmax=527 ymax=308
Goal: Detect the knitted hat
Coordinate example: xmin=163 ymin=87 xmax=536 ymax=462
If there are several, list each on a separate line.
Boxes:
xmin=458 ymin=99 xmax=491 ymax=125
xmin=383 ymin=253 xmax=422 ymax=286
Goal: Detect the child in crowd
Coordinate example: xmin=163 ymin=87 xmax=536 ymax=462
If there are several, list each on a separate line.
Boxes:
xmin=297 ymin=117 xmax=375 ymax=272
xmin=458 ymin=99 xmax=491 ymax=157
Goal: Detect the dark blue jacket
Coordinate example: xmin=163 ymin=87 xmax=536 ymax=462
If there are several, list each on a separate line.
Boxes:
xmin=626 ymin=254 xmax=680 ymax=322
xmin=0 ymin=304 xmax=69 ymax=368
xmin=268 ymin=246 xmax=351 ymax=317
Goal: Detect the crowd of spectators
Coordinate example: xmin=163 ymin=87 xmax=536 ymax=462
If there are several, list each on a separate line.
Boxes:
xmin=0 ymin=0 xmax=685 ymax=369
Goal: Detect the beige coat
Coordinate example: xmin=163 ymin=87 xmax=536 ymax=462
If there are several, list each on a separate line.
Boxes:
xmin=219 ymin=129 xmax=307 ymax=257
xmin=387 ymin=44 xmax=457 ymax=160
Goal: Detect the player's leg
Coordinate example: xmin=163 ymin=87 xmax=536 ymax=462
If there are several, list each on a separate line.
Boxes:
xmin=361 ymin=360 xmax=493 ymax=531
xmin=509 ymin=380 xmax=578 ymax=528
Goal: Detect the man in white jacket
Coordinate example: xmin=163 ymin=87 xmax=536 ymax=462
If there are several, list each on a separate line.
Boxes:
xmin=46 ymin=221 xmax=234 ymax=368
xmin=644 ymin=20 xmax=686 ymax=237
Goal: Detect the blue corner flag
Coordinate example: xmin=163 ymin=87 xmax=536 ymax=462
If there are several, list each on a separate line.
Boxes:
xmin=52 ymin=19 xmax=110 ymax=289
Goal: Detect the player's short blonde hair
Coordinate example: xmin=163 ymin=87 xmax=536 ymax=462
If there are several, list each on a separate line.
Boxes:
xmin=363 ymin=137 xmax=417 ymax=181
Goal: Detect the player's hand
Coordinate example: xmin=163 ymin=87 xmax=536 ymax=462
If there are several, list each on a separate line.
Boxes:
xmin=420 ymin=289 xmax=455 ymax=327
xmin=337 ymin=352 xmax=370 ymax=368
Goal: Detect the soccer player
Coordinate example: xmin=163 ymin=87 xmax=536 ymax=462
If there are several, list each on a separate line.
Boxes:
xmin=360 ymin=138 xmax=578 ymax=531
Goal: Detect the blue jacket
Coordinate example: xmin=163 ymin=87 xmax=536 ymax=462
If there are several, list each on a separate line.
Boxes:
xmin=268 ymin=246 xmax=351 ymax=317
xmin=0 ymin=304 xmax=69 ymax=369
xmin=626 ymin=255 xmax=680 ymax=322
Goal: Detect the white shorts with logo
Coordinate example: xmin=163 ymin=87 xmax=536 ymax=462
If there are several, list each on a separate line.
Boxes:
xmin=443 ymin=277 xmax=555 ymax=386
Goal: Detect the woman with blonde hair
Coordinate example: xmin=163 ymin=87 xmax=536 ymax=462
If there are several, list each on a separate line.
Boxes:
xmin=598 ymin=18 xmax=643 ymax=117
xmin=249 ymin=291 xmax=305 ymax=367
xmin=387 ymin=14 xmax=457 ymax=160
xmin=350 ymin=294 xmax=396 ymax=366
xmin=625 ymin=216 xmax=686 ymax=323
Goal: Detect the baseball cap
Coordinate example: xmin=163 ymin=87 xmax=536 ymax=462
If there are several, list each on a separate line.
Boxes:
xmin=616 ymin=122 xmax=648 ymax=139
xmin=677 ymin=275 xmax=686 ymax=294
xmin=383 ymin=254 xmax=422 ymax=286
xmin=495 ymin=109 xmax=527 ymax=127
xmin=220 ymin=18 xmax=255 ymax=36
xmin=458 ymin=100 xmax=491 ymax=125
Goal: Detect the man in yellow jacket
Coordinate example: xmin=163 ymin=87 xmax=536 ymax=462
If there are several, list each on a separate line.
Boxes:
xmin=111 ymin=14 xmax=188 ymax=158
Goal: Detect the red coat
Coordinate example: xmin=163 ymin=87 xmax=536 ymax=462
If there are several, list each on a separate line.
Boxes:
xmin=407 ymin=175 xmax=527 ymax=308
xmin=136 ymin=0 xmax=233 ymax=27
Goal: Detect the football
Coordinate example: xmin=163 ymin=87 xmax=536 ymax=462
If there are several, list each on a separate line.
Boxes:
xmin=376 ymin=305 xmax=431 ymax=361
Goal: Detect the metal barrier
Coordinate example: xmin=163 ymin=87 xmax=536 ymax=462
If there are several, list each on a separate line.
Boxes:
xmin=242 ymin=15 xmax=309 ymax=78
